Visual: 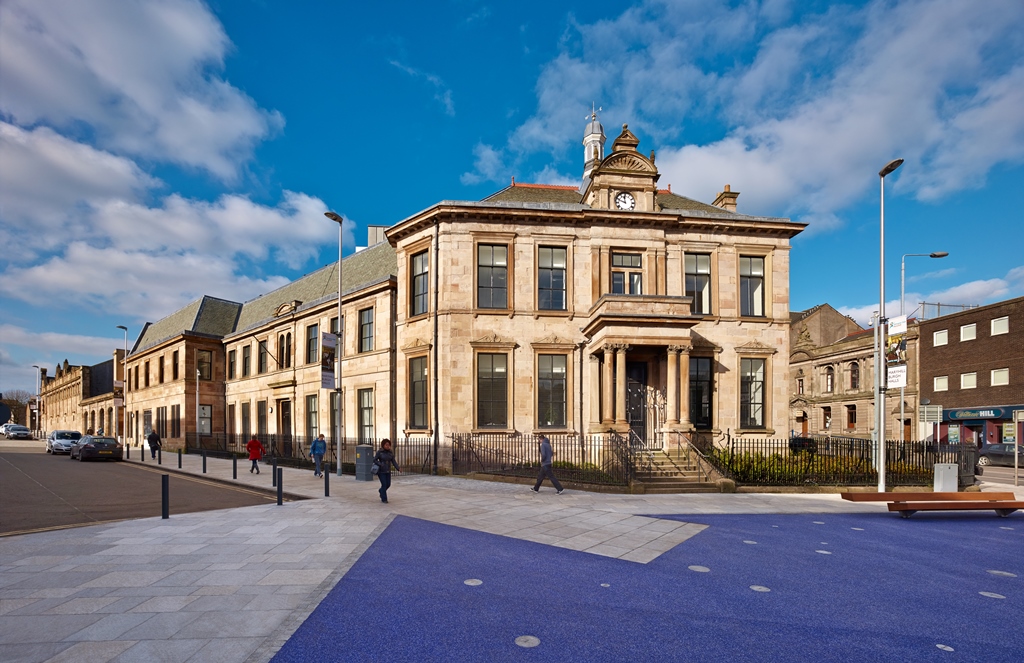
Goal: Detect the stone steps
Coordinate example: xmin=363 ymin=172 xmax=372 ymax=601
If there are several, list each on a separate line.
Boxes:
xmin=634 ymin=450 xmax=717 ymax=493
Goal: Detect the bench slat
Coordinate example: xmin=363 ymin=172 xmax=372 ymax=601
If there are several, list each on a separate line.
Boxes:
xmin=887 ymin=501 xmax=1024 ymax=511
xmin=841 ymin=492 xmax=1015 ymax=502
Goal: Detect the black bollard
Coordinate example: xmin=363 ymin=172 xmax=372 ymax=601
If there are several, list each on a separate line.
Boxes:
xmin=158 ymin=448 xmax=162 ymax=465
xmin=324 ymin=468 xmax=329 ymax=497
xmin=277 ymin=468 xmax=283 ymax=505
xmin=272 ymin=458 xmax=278 ymax=486
xmin=178 ymin=448 xmax=182 ymax=469
xmin=233 ymin=455 xmax=237 ymax=480
xmin=161 ymin=474 xmax=169 ymax=519
xmin=126 ymin=444 xmax=130 ymax=460
xmin=202 ymin=450 xmax=207 ymax=474
xmin=140 ymin=445 xmax=144 ymax=462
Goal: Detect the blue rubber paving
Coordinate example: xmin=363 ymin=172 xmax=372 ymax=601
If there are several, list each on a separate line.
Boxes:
xmin=272 ymin=512 xmax=1023 ymax=662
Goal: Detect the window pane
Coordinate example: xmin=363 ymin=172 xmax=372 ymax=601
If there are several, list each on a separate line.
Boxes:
xmin=538 ymin=354 xmax=567 ymax=428
xmin=689 ymin=357 xmax=713 ymax=429
xmin=410 ymin=356 xmax=428 ymax=429
xmin=477 ymin=353 xmax=508 ymax=428
xmin=960 ymin=324 xmax=976 ymax=341
xmin=992 ymin=316 xmax=1009 ymax=335
xmin=740 ymin=358 xmax=765 ymax=428
xmin=934 ymin=376 xmax=948 ymax=391
xmin=933 ymin=330 xmax=947 ymax=346
xmin=991 ymin=368 xmax=1009 ymax=386
xmin=538 ymin=247 xmax=567 ymax=311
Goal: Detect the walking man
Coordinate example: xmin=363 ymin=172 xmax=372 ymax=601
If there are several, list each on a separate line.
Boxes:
xmin=310 ymin=433 xmax=327 ymax=477
xmin=147 ymin=429 xmax=161 ymax=460
xmin=531 ymin=435 xmax=564 ymax=494
xmin=246 ymin=435 xmax=265 ymax=474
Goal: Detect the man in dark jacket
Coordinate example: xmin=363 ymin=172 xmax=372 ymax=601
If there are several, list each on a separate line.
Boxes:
xmin=531 ymin=435 xmax=564 ymax=494
xmin=147 ymin=429 xmax=161 ymax=459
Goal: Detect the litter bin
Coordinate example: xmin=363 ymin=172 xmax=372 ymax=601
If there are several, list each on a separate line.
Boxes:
xmin=934 ymin=463 xmax=958 ymax=492
xmin=355 ymin=444 xmax=374 ymax=481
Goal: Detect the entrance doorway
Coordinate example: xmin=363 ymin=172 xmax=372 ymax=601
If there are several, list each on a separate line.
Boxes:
xmin=625 ymin=362 xmax=647 ymax=443
xmin=278 ymin=399 xmax=292 ymax=455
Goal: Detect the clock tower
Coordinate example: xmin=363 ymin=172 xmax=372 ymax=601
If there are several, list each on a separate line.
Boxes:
xmin=581 ymin=123 xmax=660 ymax=212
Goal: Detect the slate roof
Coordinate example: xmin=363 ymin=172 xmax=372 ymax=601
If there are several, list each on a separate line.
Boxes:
xmin=231 ymin=241 xmax=397 ymax=337
xmin=135 ymin=296 xmax=242 ymax=353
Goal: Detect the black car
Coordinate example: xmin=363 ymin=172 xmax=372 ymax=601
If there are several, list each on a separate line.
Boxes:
xmin=978 ymin=443 xmax=1024 ymax=467
xmin=70 ymin=435 xmax=123 ymax=461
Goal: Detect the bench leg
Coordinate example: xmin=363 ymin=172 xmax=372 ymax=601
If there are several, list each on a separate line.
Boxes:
xmin=995 ymin=508 xmax=1019 ymax=517
xmin=898 ymin=510 xmax=915 ymax=519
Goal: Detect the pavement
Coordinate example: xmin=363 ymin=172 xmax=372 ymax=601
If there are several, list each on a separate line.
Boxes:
xmin=1 ymin=450 xmax=1022 ymax=662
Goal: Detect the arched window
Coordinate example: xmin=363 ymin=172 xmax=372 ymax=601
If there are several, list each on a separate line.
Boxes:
xmin=850 ymin=362 xmax=860 ymax=390
xmin=825 ymin=366 xmax=834 ymax=393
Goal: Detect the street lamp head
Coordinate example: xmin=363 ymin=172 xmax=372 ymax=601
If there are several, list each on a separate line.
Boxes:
xmin=324 ymin=211 xmax=343 ymax=224
xmin=929 ymin=252 xmax=948 ymax=258
xmin=116 ymin=325 xmax=128 ymax=331
xmin=879 ymin=158 xmax=904 ymax=178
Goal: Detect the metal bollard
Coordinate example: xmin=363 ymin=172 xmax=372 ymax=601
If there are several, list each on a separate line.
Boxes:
xmin=277 ymin=468 xmax=283 ymax=505
xmin=272 ymin=458 xmax=278 ymax=486
xmin=202 ymin=450 xmax=207 ymax=474
xmin=325 ymin=468 xmax=329 ymax=497
xmin=141 ymin=445 xmax=144 ymax=462
xmin=233 ymin=455 xmax=237 ymax=480
xmin=161 ymin=474 xmax=169 ymax=519
xmin=158 ymin=448 xmax=162 ymax=465
xmin=126 ymin=444 xmax=130 ymax=460
xmin=178 ymin=448 xmax=182 ymax=469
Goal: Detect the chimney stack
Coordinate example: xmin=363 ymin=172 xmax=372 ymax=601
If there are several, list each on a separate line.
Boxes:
xmin=712 ymin=184 xmax=739 ymax=212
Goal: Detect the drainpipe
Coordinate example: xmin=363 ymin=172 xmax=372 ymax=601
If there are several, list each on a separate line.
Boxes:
xmin=432 ymin=217 xmax=440 ymax=474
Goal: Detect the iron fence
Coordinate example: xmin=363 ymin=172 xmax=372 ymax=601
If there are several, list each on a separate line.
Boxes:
xmin=697 ymin=432 xmax=979 ymax=487
xmin=184 ymin=433 xmax=436 ymax=475
xmin=451 ymin=433 xmax=630 ymax=486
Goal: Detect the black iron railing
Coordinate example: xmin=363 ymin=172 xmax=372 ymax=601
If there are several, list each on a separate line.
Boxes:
xmin=701 ymin=432 xmax=980 ymax=487
xmin=451 ymin=433 xmax=629 ymax=486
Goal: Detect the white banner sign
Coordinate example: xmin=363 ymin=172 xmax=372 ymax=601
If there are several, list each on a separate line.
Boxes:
xmin=887 ymin=315 xmax=907 ymax=336
xmin=887 ymin=364 xmax=907 ymax=389
xmin=321 ymin=331 xmax=337 ymax=389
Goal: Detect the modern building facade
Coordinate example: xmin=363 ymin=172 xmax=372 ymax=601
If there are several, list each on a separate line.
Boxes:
xmin=919 ymin=296 xmax=1024 ymax=446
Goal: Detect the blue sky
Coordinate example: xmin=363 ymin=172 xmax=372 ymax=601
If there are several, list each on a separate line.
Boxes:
xmin=2 ymin=0 xmax=1023 ymax=395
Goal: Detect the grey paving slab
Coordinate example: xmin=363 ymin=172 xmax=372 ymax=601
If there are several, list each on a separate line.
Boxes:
xmin=2 ymin=453 xmax=1020 ymax=663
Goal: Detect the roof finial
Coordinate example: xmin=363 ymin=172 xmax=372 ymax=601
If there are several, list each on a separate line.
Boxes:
xmin=589 ymin=102 xmax=602 ymax=121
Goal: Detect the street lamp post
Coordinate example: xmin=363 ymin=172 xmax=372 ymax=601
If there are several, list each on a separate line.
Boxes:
xmin=899 ymin=252 xmax=948 ymax=446
xmin=877 ymin=158 xmax=903 ymax=493
xmin=116 ymin=325 xmax=128 ymax=444
xmin=32 ymin=365 xmax=41 ymax=434
xmin=325 ymin=211 xmax=345 ymax=477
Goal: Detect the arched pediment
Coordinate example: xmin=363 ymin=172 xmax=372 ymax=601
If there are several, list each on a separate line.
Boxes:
xmin=600 ymin=152 xmax=655 ymax=173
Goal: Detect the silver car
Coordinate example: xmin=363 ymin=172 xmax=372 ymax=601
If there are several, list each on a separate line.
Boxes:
xmin=5 ymin=425 xmax=32 ymax=440
xmin=47 ymin=430 xmax=82 ymax=454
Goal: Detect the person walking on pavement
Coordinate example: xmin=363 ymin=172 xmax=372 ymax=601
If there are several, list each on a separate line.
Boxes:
xmin=372 ymin=439 xmax=400 ymax=503
xmin=310 ymin=433 xmax=327 ymax=477
xmin=147 ymin=429 xmax=161 ymax=460
xmin=531 ymin=435 xmax=564 ymax=494
xmin=246 ymin=435 xmax=265 ymax=474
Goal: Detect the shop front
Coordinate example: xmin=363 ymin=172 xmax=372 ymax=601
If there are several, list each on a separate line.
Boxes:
xmin=940 ymin=405 xmax=1024 ymax=447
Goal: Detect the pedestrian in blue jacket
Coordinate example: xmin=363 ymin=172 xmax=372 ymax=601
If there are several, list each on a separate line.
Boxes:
xmin=310 ymin=434 xmax=327 ymax=477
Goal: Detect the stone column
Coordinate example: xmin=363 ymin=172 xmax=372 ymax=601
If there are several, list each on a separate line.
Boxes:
xmin=666 ymin=347 xmax=679 ymax=425
xmin=677 ymin=347 xmax=691 ymax=426
xmin=602 ymin=350 xmax=614 ymax=426
xmin=615 ymin=345 xmax=628 ymax=425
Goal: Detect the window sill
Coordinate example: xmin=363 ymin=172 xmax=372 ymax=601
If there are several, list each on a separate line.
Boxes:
xmin=407 ymin=313 xmax=430 ymax=323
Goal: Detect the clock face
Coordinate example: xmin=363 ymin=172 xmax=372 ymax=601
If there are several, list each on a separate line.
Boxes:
xmin=615 ymin=192 xmax=636 ymax=210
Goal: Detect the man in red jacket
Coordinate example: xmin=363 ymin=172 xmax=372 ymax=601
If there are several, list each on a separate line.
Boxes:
xmin=246 ymin=436 xmax=265 ymax=474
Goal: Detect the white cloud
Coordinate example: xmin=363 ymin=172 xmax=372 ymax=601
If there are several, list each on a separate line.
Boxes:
xmin=0 ymin=324 xmax=121 ymax=358
xmin=0 ymin=122 xmax=159 ymax=255
xmin=0 ymin=0 xmax=283 ymax=180
xmin=464 ymin=0 xmax=1024 ymax=233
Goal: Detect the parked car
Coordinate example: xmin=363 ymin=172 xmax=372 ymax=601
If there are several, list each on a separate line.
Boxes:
xmin=0 ymin=423 xmax=13 ymax=436
xmin=5 ymin=424 xmax=32 ymax=440
xmin=46 ymin=430 xmax=82 ymax=454
xmin=70 ymin=435 xmax=123 ymax=461
xmin=978 ymin=444 xmax=1024 ymax=467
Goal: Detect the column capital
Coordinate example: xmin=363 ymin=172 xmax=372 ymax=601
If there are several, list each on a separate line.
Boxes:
xmin=668 ymin=344 xmax=687 ymax=354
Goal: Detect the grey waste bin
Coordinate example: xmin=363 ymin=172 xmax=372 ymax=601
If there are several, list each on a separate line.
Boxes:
xmin=934 ymin=463 xmax=958 ymax=492
xmin=355 ymin=444 xmax=375 ymax=481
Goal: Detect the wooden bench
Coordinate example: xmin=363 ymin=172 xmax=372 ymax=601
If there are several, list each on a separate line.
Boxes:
xmin=840 ymin=492 xmax=1024 ymax=518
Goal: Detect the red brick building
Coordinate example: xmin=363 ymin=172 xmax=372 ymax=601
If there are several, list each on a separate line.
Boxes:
xmin=918 ymin=296 xmax=1024 ymax=446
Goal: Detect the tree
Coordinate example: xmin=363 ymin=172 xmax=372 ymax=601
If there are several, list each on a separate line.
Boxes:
xmin=1 ymin=389 xmax=33 ymax=426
